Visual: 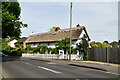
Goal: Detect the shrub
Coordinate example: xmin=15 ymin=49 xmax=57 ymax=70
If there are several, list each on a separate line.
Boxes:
xmin=39 ymin=45 xmax=48 ymax=54
xmin=10 ymin=50 xmax=22 ymax=56
xmin=51 ymin=48 xmax=58 ymax=54
xmin=91 ymin=44 xmax=99 ymax=47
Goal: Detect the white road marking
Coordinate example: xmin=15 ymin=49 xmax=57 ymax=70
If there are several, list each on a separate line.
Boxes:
xmin=47 ymin=62 xmax=56 ymax=64
xmin=38 ymin=66 xmax=62 ymax=74
xmin=24 ymin=62 xmax=32 ymax=65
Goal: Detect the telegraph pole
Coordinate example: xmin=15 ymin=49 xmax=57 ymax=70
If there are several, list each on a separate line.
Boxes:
xmin=69 ymin=2 xmax=72 ymax=60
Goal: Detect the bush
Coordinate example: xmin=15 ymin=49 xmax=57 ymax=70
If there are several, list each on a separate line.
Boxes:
xmin=91 ymin=44 xmax=99 ymax=47
xmin=2 ymin=50 xmax=11 ymax=55
xmin=51 ymin=48 xmax=58 ymax=54
xmin=71 ymin=48 xmax=77 ymax=54
xmin=39 ymin=45 xmax=48 ymax=54
xmin=10 ymin=50 xmax=22 ymax=56
xmin=2 ymin=49 xmax=22 ymax=56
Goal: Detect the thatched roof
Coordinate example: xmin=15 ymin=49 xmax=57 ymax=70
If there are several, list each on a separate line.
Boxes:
xmin=25 ymin=26 xmax=90 ymax=44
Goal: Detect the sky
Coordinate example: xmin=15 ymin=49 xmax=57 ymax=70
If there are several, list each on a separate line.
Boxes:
xmin=19 ymin=1 xmax=118 ymax=42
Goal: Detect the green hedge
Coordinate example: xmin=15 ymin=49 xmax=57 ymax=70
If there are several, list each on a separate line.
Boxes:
xmin=2 ymin=50 xmax=22 ymax=56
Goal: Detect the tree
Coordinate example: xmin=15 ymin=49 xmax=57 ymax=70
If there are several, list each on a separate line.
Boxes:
xmin=55 ymin=38 xmax=70 ymax=54
xmin=103 ymin=41 xmax=109 ymax=44
xmin=49 ymin=26 xmax=61 ymax=32
xmin=38 ymin=45 xmax=48 ymax=54
xmin=1 ymin=38 xmax=11 ymax=51
xmin=90 ymin=42 xmax=111 ymax=48
xmin=76 ymin=37 xmax=89 ymax=60
xmin=2 ymin=2 xmax=27 ymax=38
xmin=110 ymin=41 xmax=118 ymax=47
xmin=98 ymin=43 xmax=111 ymax=48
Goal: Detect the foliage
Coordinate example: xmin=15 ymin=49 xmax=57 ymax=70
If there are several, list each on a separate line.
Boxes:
xmin=50 ymin=48 xmax=58 ymax=54
xmin=110 ymin=41 xmax=118 ymax=47
xmin=1 ymin=38 xmax=11 ymax=51
xmin=39 ymin=45 xmax=48 ymax=54
xmin=26 ymin=45 xmax=49 ymax=54
xmin=49 ymin=26 xmax=61 ymax=32
xmin=71 ymin=48 xmax=77 ymax=54
xmin=55 ymin=38 xmax=71 ymax=54
xmin=15 ymin=43 xmax=23 ymax=49
xmin=49 ymin=26 xmax=57 ymax=31
xmin=32 ymin=47 xmax=40 ymax=53
xmin=9 ymin=49 xmax=22 ymax=56
xmin=2 ymin=2 xmax=27 ymax=38
xmin=91 ymin=44 xmax=99 ymax=48
xmin=26 ymin=45 xmax=34 ymax=53
xmin=90 ymin=42 xmax=111 ymax=48
xmin=76 ymin=37 xmax=89 ymax=60
xmin=2 ymin=38 xmax=22 ymax=56
xmin=98 ymin=43 xmax=111 ymax=48
xmin=47 ymin=47 xmax=52 ymax=54
xmin=103 ymin=41 xmax=109 ymax=44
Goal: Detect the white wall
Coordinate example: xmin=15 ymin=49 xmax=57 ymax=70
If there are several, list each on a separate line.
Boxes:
xmin=48 ymin=42 xmax=56 ymax=48
xmin=22 ymin=53 xmax=83 ymax=60
xmin=29 ymin=42 xmax=56 ymax=48
xmin=8 ymin=40 xmax=17 ymax=48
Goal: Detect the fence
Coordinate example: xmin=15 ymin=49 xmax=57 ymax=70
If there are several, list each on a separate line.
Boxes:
xmin=88 ymin=48 xmax=120 ymax=64
xmin=22 ymin=53 xmax=83 ymax=60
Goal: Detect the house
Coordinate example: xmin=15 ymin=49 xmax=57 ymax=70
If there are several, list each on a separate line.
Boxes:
xmin=15 ymin=38 xmax=27 ymax=44
xmin=15 ymin=38 xmax=27 ymax=48
xmin=24 ymin=24 xmax=90 ymax=49
xmin=8 ymin=39 xmax=17 ymax=48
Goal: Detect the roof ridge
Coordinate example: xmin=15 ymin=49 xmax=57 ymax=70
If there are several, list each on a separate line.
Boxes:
xmin=30 ymin=26 xmax=85 ymax=36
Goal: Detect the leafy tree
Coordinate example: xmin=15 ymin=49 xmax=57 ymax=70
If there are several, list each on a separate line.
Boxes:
xmin=90 ymin=42 xmax=111 ymax=48
xmin=71 ymin=47 xmax=77 ymax=54
xmin=76 ymin=37 xmax=89 ymax=60
xmin=2 ymin=2 xmax=27 ymax=38
xmin=50 ymin=48 xmax=58 ymax=54
xmin=98 ymin=43 xmax=111 ymax=48
xmin=38 ymin=45 xmax=48 ymax=54
xmin=91 ymin=44 xmax=99 ymax=47
xmin=110 ymin=41 xmax=118 ymax=47
xmin=26 ymin=45 xmax=32 ymax=53
xmin=55 ymin=38 xmax=70 ymax=54
xmin=103 ymin=41 xmax=109 ymax=44
xmin=1 ymin=38 xmax=11 ymax=51
xmin=15 ymin=43 xmax=22 ymax=49
xmin=31 ymin=47 xmax=40 ymax=53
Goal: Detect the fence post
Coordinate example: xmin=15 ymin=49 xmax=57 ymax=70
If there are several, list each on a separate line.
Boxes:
xmin=106 ymin=48 xmax=109 ymax=63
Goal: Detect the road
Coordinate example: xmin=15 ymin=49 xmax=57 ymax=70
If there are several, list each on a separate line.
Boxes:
xmin=2 ymin=57 xmax=118 ymax=79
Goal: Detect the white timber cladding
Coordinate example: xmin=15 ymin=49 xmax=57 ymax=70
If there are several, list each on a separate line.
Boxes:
xmin=72 ymin=30 xmax=88 ymax=48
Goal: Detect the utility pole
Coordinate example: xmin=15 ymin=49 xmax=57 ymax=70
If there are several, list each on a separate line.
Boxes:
xmin=69 ymin=2 xmax=72 ymax=60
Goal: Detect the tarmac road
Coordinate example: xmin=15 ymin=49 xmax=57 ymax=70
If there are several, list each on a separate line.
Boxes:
xmin=2 ymin=56 xmax=119 ymax=79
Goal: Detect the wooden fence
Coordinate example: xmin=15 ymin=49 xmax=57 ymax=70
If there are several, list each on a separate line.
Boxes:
xmin=88 ymin=48 xmax=120 ymax=64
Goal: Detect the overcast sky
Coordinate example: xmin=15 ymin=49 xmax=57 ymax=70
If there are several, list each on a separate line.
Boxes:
xmin=19 ymin=1 xmax=118 ymax=42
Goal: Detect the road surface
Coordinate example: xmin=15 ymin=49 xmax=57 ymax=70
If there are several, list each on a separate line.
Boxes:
xmin=2 ymin=57 xmax=118 ymax=79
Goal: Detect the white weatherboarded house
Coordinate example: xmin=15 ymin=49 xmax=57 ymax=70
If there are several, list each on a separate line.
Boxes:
xmin=24 ymin=24 xmax=90 ymax=49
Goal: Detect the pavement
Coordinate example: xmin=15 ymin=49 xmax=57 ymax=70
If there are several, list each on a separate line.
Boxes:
xmin=2 ymin=56 xmax=120 ymax=79
xmin=21 ymin=57 xmax=120 ymax=76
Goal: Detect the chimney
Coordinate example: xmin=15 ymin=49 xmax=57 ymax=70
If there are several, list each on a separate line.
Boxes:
xmin=30 ymin=31 xmax=34 ymax=35
xmin=76 ymin=24 xmax=80 ymax=27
